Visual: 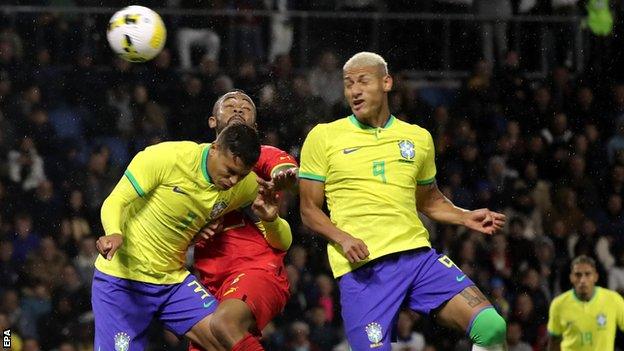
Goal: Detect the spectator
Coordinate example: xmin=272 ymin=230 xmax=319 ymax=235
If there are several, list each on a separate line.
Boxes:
xmin=10 ymin=212 xmax=40 ymax=265
xmin=285 ymin=321 xmax=320 ymax=351
xmin=506 ymin=320 xmax=532 ymax=351
xmin=8 ymin=137 xmax=46 ymax=192
xmin=392 ymin=310 xmax=426 ymax=351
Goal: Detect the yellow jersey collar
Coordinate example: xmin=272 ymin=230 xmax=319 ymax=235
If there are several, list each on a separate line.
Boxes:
xmin=348 ymin=114 xmax=395 ymax=130
xmin=201 ymin=144 xmax=213 ymax=184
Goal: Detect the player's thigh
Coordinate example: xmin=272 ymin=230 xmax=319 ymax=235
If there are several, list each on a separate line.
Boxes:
xmin=159 ymin=274 xmax=219 ymax=337
xmin=186 ymin=314 xmax=226 ymax=351
xmin=217 ymin=269 xmax=290 ymax=333
xmin=91 ymin=270 xmax=154 ymax=351
xmin=435 ymin=286 xmax=493 ymax=332
xmin=338 ymin=259 xmax=412 ymax=351
xmin=405 ymin=250 xmax=490 ymax=332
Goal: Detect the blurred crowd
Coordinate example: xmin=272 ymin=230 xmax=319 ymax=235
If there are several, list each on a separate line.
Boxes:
xmin=1 ymin=2 xmax=624 ymax=351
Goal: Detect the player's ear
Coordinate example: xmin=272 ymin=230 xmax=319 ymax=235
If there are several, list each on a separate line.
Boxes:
xmin=383 ymin=74 xmax=393 ymax=93
xmin=208 ymin=116 xmax=217 ymax=129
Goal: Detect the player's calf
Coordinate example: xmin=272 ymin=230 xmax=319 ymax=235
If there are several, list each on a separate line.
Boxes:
xmin=210 ymin=299 xmax=259 ymax=349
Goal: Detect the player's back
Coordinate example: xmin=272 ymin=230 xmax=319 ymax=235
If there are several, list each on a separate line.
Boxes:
xmin=96 ymin=141 xmax=259 ymax=284
xmin=194 ymin=145 xmax=296 ymax=289
xmin=300 ymin=115 xmax=437 ymax=277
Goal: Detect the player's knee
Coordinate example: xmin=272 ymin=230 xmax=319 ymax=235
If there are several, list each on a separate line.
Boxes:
xmin=468 ymin=307 xmax=506 ymax=346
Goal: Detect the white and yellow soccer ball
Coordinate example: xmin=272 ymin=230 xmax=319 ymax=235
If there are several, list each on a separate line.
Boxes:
xmin=107 ymin=5 xmax=166 ymax=62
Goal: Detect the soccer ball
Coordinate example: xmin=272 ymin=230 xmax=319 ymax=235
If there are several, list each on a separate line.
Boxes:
xmin=107 ymin=5 xmax=166 ymax=62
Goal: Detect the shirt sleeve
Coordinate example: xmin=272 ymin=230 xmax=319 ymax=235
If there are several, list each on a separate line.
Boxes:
xmin=416 ymin=130 xmax=437 ymax=185
xmin=254 ymin=146 xmax=298 ymax=180
xmin=100 ymin=144 xmax=174 ymax=235
xmin=124 ymin=143 xmax=174 ymax=197
xmin=547 ymin=298 xmax=562 ymax=336
xmin=615 ymin=291 xmax=624 ymax=331
xmin=229 ymin=172 xmax=260 ymax=212
xmin=299 ymin=124 xmax=328 ymax=182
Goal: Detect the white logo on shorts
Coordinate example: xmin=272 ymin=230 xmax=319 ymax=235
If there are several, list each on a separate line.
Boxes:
xmin=114 ymin=332 xmax=131 ymax=351
xmin=365 ymin=322 xmax=384 ymax=348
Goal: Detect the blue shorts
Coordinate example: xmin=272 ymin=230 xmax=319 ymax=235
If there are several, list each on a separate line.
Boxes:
xmin=338 ymin=248 xmax=473 ymax=351
xmin=91 ymin=269 xmax=218 ymax=351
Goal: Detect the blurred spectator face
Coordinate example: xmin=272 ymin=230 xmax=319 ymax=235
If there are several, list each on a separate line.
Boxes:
xmin=209 ymin=91 xmax=256 ymax=134
xmin=238 ymin=60 xmax=256 ymax=79
xmin=310 ymin=306 xmax=327 ymax=326
xmin=185 ymin=77 xmax=203 ymax=96
xmin=569 ymin=156 xmax=586 ymax=177
xmin=551 ymin=220 xmax=568 ymax=238
xmin=0 ymin=77 xmax=10 ymax=96
xmin=213 ymin=75 xmax=234 ymax=96
xmin=36 ymin=180 xmax=54 ymax=201
xmin=552 ymin=113 xmax=568 ymax=133
xmin=514 ymin=293 xmax=534 ymax=319
xmin=37 ymin=49 xmax=51 ymax=66
xmin=524 ymin=162 xmax=538 ymax=181
xmin=522 ymin=268 xmax=540 ymax=290
xmin=133 ymin=85 xmax=149 ymax=104
xmin=0 ymin=312 xmax=8 ymax=330
xmin=289 ymin=246 xmax=307 ymax=270
xmin=552 ymin=67 xmax=569 ymax=87
xmin=574 ymin=135 xmax=588 ymax=155
xmin=509 ymin=218 xmax=525 ymax=237
xmin=461 ymin=144 xmax=478 ymax=162
xmin=578 ymin=87 xmax=593 ymax=108
xmin=1 ymin=290 xmax=18 ymax=311
xmin=534 ymin=87 xmax=551 ymax=108
xmin=528 ymin=136 xmax=544 ymax=153
xmin=505 ymin=51 xmax=519 ymax=67
xmin=570 ymin=262 xmax=598 ymax=299
xmin=0 ymin=241 xmax=13 ymax=262
xmin=154 ymin=48 xmax=171 ymax=69
xmin=286 ymin=265 xmax=299 ymax=291
xmin=491 ymin=234 xmax=507 ymax=252
xmin=24 ymin=86 xmax=41 ymax=104
xmin=58 ymin=343 xmax=77 ymax=351
xmin=69 ymin=190 xmax=84 ymax=211
xmin=397 ymin=311 xmax=415 ymax=338
xmin=15 ymin=215 xmax=33 ymax=237
xmin=433 ymin=106 xmax=449 ymax=125
xmin=80 ymin=237 xmax=97 ymax=257
xmin=62 ymin=265 xmax=81 ymax=287
xmin=263 ymin=130 xmax=280 ymax=147
xmin=613 ymin=166 xmax=624 ymax=184
xmin=290 ymin=321 xmax=310 ymax=344
xmin=199 ymin=55 xmax=219 ymax=76
xmin=40 ymin=237 xmax=58 ymax=261
xmin=0 ymin=41 xmax=14 ymax=63
xmin=607 ymin=194 xmax=623 ymax=216
xmin=506 ymin=322 xmax=523 ymax=345
xmin=293 ymin=76 xmax=312 ymax=97
xmin=507 ymin=120 xmax=520 ymax=137
xmin=33 ymin=284 xmax=50 ymax=299
xmin=316 ymin=274 xmax=333 ymax=296
xmin=581 ymin=219 xmax=597 ymax=236
xmin=29 ymin=109 xmax=48 ymax=126
xmin=23 ymin=338 xmax=41 ymax=351
xmin=584 ymin=124 xmax=600 ymax=143
xmin=613 ymin=84 xmax=624 ymax=107
xmin=320 ymin=51 xmax=338 ymax=72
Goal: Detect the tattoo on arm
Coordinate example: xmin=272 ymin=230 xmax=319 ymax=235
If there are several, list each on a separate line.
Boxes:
xmin=459 ymin=287 xmax=488 ymax=308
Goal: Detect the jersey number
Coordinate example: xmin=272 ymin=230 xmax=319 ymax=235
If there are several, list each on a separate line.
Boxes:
xmin=372 ymin=161 xmax=386 ymax=183
xmin=580 ymin=331 xmax=593 ymax=346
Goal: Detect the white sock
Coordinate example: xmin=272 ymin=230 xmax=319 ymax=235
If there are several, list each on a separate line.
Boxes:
xmin=472 ymin=344 xmax=506 ymax=351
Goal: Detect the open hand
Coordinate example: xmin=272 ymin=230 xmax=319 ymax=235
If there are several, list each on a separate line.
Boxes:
xmin=252 ymin=177 xmax=279 ymax=222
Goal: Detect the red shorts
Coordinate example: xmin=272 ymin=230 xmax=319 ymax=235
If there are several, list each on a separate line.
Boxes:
xmin=214 ymin=269 xmax=289 ymax=332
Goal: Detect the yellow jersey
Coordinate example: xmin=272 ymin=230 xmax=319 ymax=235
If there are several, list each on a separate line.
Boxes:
xmin=548 ymin=287 xmax=624 ymax=350
xmin=299 ymin=115 xmax=436 ymax=277
xmin=96 ymin=141 xmax=258 ymax=284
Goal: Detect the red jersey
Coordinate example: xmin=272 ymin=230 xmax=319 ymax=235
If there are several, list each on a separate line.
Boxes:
xmin=193 ymin=145 xmax=298 ymax=290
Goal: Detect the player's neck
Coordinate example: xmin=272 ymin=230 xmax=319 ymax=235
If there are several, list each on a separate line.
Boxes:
xmin=356 ymin=107 xmax=392 ymax=128
xmin=575 ymin=287 xmax=596 ymax=302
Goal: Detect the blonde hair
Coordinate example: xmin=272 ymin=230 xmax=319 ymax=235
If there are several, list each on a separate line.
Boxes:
xmin=343 ymin=52 xmax=388 ymax=75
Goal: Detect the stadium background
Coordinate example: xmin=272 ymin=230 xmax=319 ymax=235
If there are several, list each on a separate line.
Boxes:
xmin=1 ymin=0 xmax=624 ymax=350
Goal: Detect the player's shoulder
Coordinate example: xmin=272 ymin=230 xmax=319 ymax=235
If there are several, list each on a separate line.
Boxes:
xmin=308 ymin=117 xmax=352 ymax=134
xmin=601 ymin=287 xmax=624 ymax=301
xmin=260 ymin=144 xmax=288 ymax=156
xmin=551 ymin=289 xmax=574 ymax=306
xmin=392 ymin=118 xmax=432 ymax=138
xmin=144 ymin=140 xmax=202 ymax=154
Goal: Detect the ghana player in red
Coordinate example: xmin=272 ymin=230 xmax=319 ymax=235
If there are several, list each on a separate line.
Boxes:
xmin=190 ymin=90 xmax=298 ymax=351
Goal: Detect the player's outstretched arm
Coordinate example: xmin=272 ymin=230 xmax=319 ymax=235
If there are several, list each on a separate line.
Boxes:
xmin=252 ymin=177 xmax=292 ymax=250
xmin=416 ymin=182 xmax=506 ymax=235
xmin=98 ymin=177 xmax=139 ymax=260
xmin=300 ymin=179 xmax=369 ymax=263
